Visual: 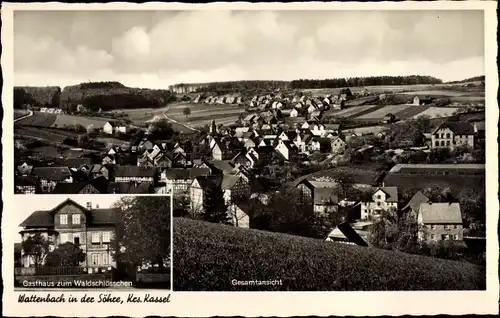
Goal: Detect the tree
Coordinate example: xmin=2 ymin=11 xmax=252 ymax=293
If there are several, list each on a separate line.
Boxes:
xmin=151 ymin=119 xmax=175 ymax=139
xmin=113 ymin=196 xmax=171 ymax=270
xmin=45 ymin=242 xmax=85 ymax=266
xmin=251 ymin=187 xmax=333 ymax=239
xmin=183 ymin=107 xmax=191 ymax=118
xmin=21 ymin=233 xmax=50 ymax=267
xmin=202 ymin=185 xmax=231 ymax=224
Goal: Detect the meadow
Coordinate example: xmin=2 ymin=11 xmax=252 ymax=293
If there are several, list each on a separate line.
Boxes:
xmin=412 ymin=107 xmax=460 ymax=119
xmin=356 ymin=105 xmax=414 ymax=120
xmin=173 ymin=218 xmax=486 ymax=291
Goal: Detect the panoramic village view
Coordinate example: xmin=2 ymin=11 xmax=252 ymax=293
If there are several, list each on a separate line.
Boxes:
xmin=13 ymin=10 xmax=486 ymax=291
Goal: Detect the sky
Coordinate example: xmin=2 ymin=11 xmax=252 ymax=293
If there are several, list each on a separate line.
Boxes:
xmin=14 ymin=10 xmax=485 ymax=89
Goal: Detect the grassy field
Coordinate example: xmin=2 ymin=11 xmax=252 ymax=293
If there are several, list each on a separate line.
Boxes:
xmin=393 ymin=106 xmax=431 ymax=119
xmin=412 ymin=107 xmax=460 ymax=119
xmin=52 ymin=114 xmax=111 ymax=128
xmin=357 ymin=105 xmax=415 ymax=120
xmin=15 ymin=112 xmax=57 ymax=127
xmin=15 ymin=127 xmax=81 ymax=143
xmin=166 ymin=102 xmax=245 ymax=128
xmin=173 ymin=218 xmax=485 ymax=291
xmin=328 ymin=105 xmax=379 ymax=118
xmin=399 ymin=90 xmax=480 ymax=97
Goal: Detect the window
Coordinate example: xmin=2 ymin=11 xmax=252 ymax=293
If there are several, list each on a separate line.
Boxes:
xmin=102 ymin=253 xmax=109 ymax=265
xmin=454 ymin=234 xmax=459 ymax=240
xmin=454 ymin=225 xmax=459 ymax=229
xmin=446 ymin=133 xmax=450 ymax=138
xmin=446 ymin=141 xmax=450 ymax=146
xmin=444 ymin=225 xmax=450 ymax=230
xmin=91 ymin=253 xmax=100 ymax=266
xmin=60 ymin=233 xmax=68 ymax=243
xmin=441 ymin=234 xmax=448 ymax=240
xmin=91 ymin=232 xmax=100 ymax=244
xmin=72 ymin=214 xmax=80 ymax=224
xmin=440 ymin=141 xmax=445 ymax=146
xmin=102 ymin=232 xmax=111 ymax=243
xmin=60 ymin=215 xmax=68 ymax=225
xmin=377 ymin=202 xmax=381 ymax=207
xmin=431 ymin=234 xmax=436 ymax=240
xmin=430 ymin=224 xmax=436 ymax=230
xmin=435 ymin=141 xmax=439 ymax=147
xmin=377 ymin=195 xmax=381 ymax=200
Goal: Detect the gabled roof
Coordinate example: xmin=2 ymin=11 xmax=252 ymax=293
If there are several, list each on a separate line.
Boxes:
xmin=374 ymin=187 xmax=398 ymax=202
xmin=402 ymin=191 xmax=430 ymax=212
xmin=432 ymin=121 xmax=475 ymax=135
xmin=328 ymin=221 xmax=369 ymax=246
xmin=418 ymin=202 xmax=462 ymax=224
xmin=52 ymin=182 xmax=100 ymax=194
xmin=32 ymin=167 xmax=72 ymax=181
xmin=20 ymin=198 xmax=121 ymax=227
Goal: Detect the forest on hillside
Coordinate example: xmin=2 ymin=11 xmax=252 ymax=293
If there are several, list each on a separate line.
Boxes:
xmin=290 ymin=75 xmax=443 ymax=89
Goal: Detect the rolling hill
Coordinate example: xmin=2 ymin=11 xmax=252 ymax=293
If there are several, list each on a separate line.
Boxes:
xmin=173 ymin=218 xmax=485 ymax=291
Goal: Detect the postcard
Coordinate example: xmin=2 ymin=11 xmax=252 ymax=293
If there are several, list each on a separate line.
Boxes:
xmin=2 ymin=1 xmax=498 ymax=316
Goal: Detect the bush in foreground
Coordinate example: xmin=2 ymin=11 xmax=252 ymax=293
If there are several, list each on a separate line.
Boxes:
xmin=173 ymin=218 xmax=485 ymax=291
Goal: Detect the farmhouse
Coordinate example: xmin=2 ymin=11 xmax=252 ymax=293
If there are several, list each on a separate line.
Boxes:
xmin=431 ymin=121 xmax=475 ymax=150
xmin=19 ymin=199 xmax=119 ymax=269
xmin=417 ymin=202 xmax=464 ymax=243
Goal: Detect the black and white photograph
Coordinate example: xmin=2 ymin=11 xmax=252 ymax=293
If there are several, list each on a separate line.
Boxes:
xmin=14 ymin=195 xmax=172 ymax=290
xmin=3 ymin=1 xmax=498 ymax=316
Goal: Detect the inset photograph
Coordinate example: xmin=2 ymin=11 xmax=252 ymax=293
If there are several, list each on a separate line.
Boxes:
xmin=14 ymin=195 xmax=172 ymax=290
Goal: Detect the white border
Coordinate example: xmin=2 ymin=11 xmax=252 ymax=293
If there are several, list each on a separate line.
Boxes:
xmin=2 ymin=1 xmax=499 ymax=316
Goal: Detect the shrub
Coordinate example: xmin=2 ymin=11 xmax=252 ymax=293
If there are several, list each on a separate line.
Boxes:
xmin=173 ymin=218 xmax=485 ymax=291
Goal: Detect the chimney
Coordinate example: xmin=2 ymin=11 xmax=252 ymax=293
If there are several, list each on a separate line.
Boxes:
xmin=86 ymin=202 xmax=92 ymax=210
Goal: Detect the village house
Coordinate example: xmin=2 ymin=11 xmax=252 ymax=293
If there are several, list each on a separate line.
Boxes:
xmin=412 ymin=96 xmax=433 ymax=106
xmin=431 ymin=121 xmax=475 ymax=150
xmin=190 ymin=175 xmax=251 ymax=227
xmin=330 ymin=136 xmax=347 ymax=154
xmin=360 ymin=187 xmax=399 ymax=220
xmin=160 ymin=167 xmax=210 ymax=194
xmin=19 ymin=199 xmax=119 ymax=269
xmin=401 ymin=191 xmax=430 ymax=220
xmin=113 ymin=166 xmax=157 ymax=184
xmin=274 ymin=139 xmax=298 ymax=161
xmin=32 ymin=167 xmax=73 ymax=193
xmin=308 ymin=137 xmax=331 ymax=153
xmin=417 ymin=202 xmax=464 ymax=242
xmin=296 ymin=179 xmax=338 ymax=217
